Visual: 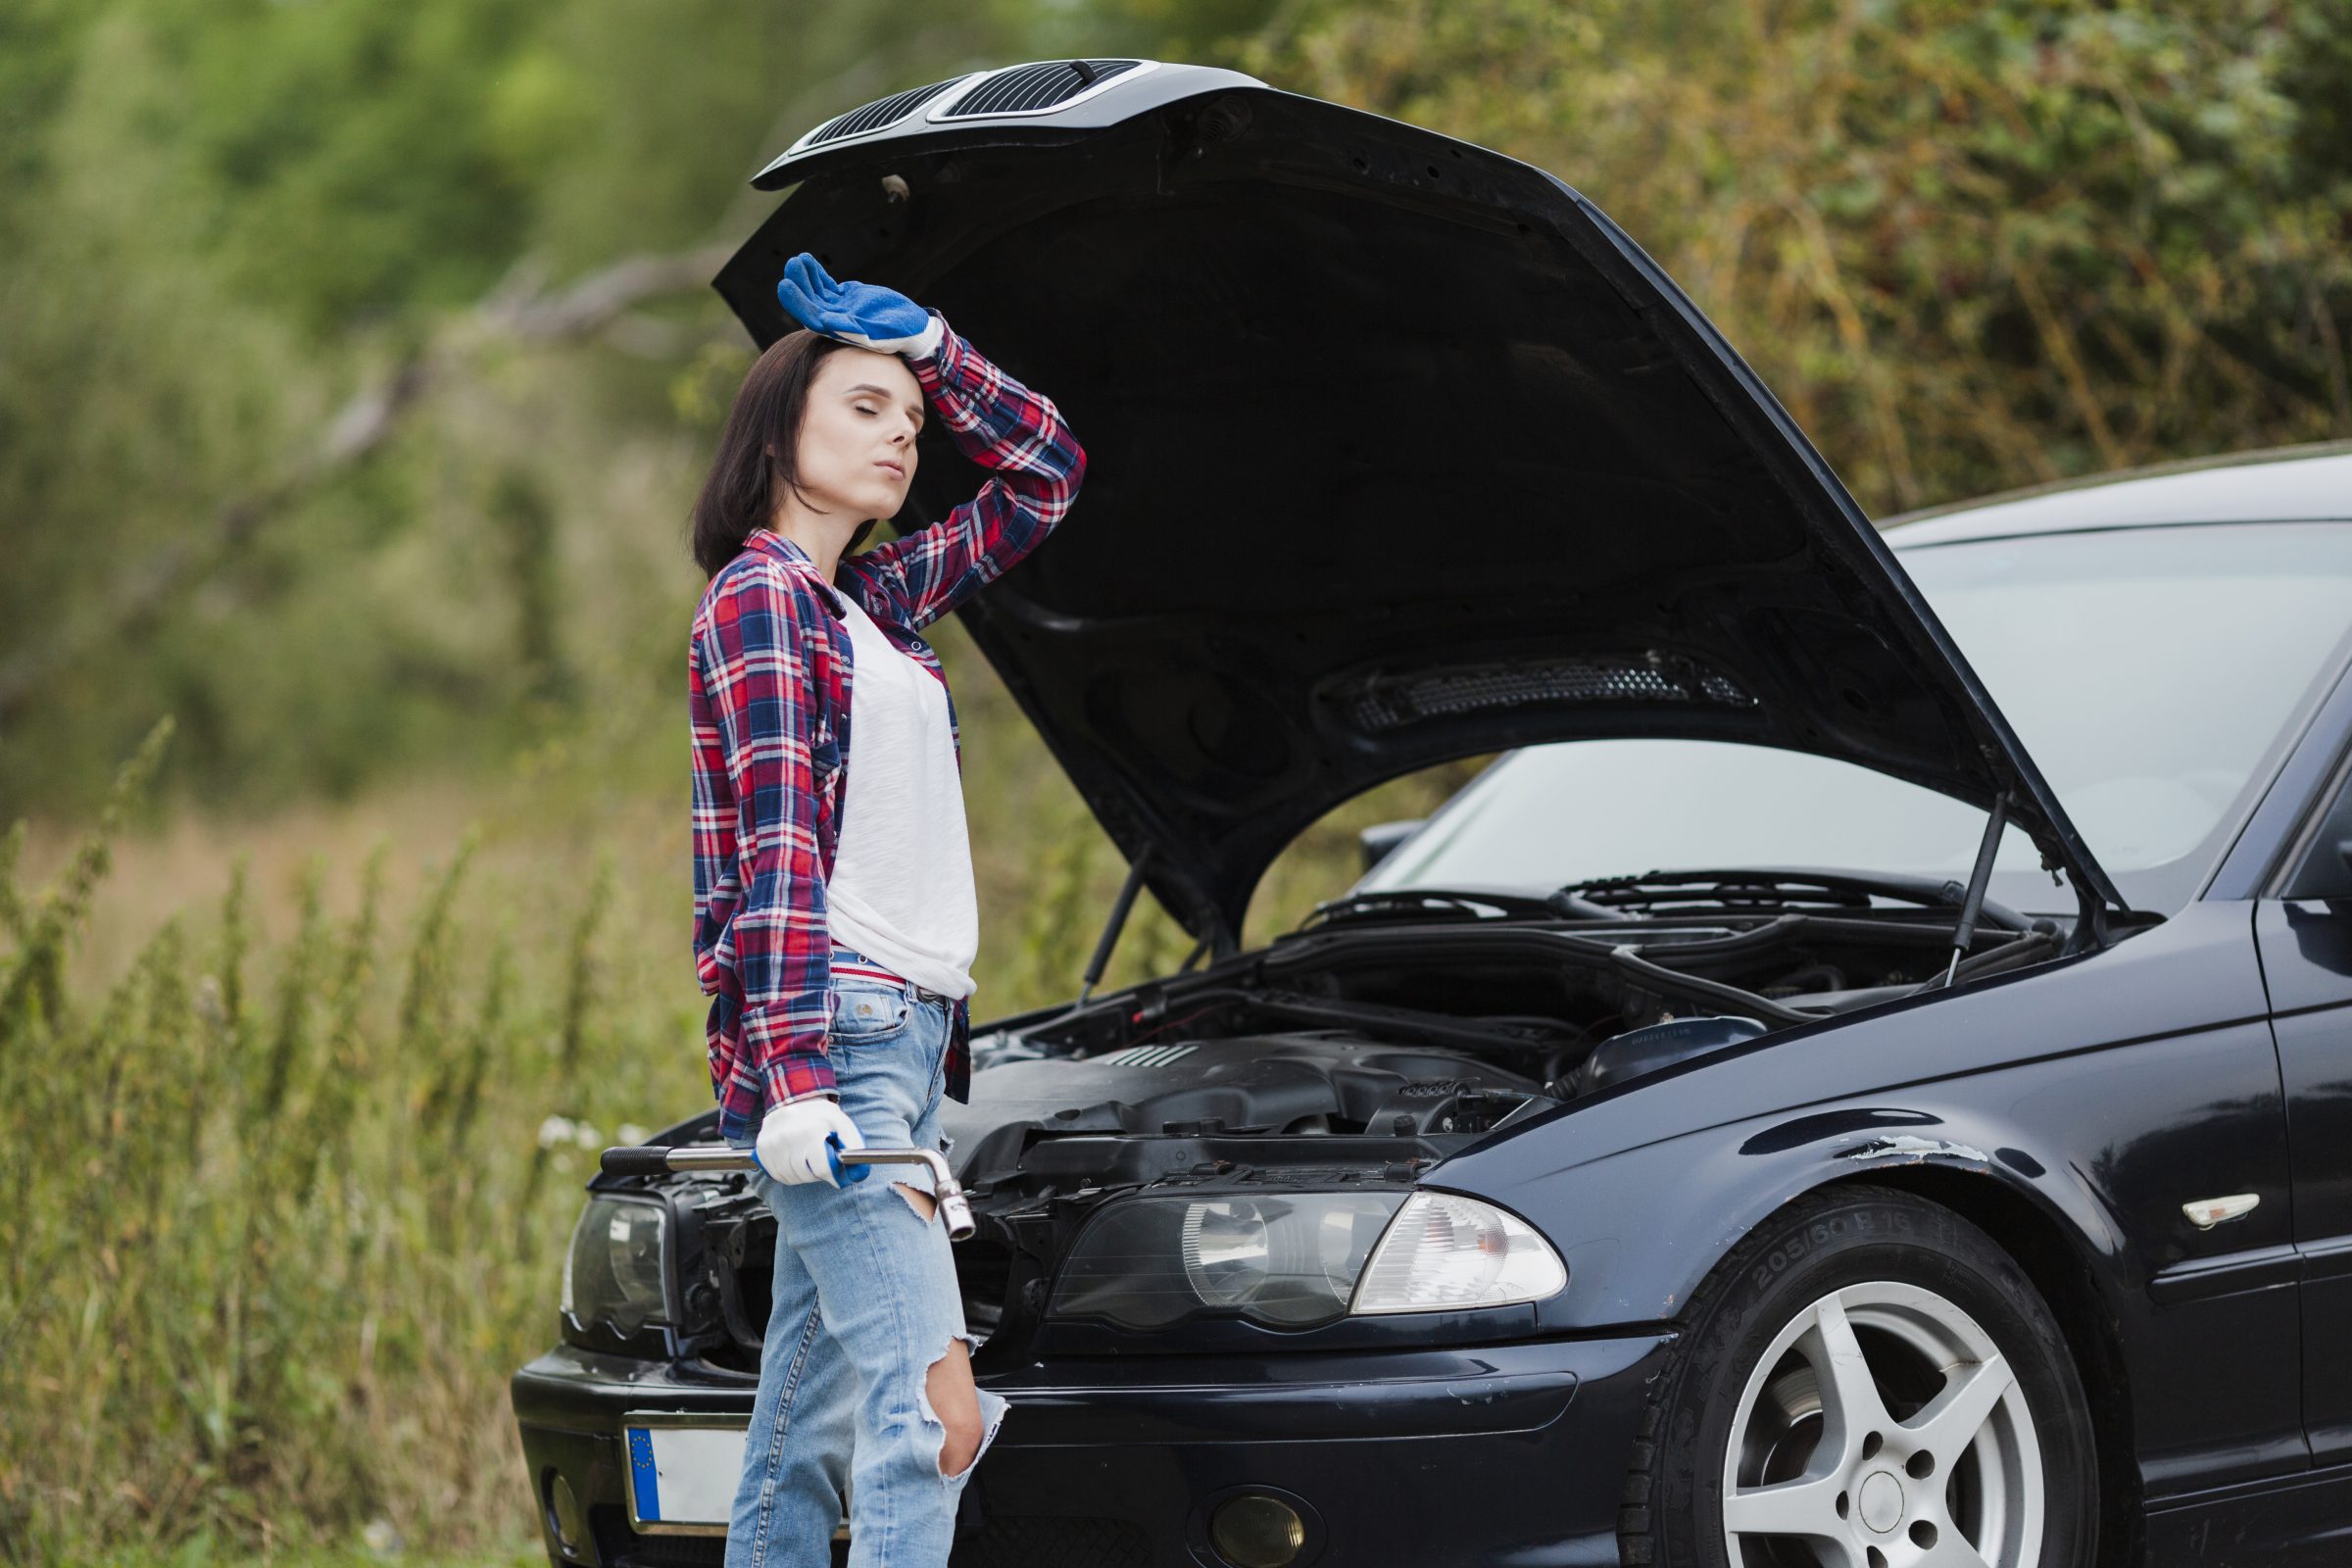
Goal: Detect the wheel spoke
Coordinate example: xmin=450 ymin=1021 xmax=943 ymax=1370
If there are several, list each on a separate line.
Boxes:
xmin=1807 ymin=1290 xmax=1893 ymax=1463
xmin=1916 ymin=1531 xmax=1995 ymax=1568
xmin=1905 ymin=1353 xmax=2014 ymax=1463
xmin=1721 ymin=1473 xmax=1846 ymax=1540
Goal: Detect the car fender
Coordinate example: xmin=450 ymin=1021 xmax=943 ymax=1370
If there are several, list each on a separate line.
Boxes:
xmin=1439 ymin=1097 xmax=2126 ymax=1332
xmin=1421 ymin=900 xmax=2277 ymax=1335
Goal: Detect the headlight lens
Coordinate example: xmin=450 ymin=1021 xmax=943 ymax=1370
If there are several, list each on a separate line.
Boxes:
xmin=1052 ymin=1193 xmax=1407 ymax=1329
xmin=563 ymin=1196 xmax=670 ymax=1334
xmin=1349 ymin=1191 xmax=1565 ymax=1313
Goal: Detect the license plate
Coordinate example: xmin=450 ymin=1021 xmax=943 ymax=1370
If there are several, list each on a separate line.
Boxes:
xmin=622 ymin=1414 xmax=854 ymax=1538
xmin=623 ymin=1421 xmax=747 ymax=1529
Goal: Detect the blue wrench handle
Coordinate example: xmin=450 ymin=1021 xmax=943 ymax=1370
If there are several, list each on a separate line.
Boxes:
xmin=825 ymin=1132 xmax=873 ymax=1185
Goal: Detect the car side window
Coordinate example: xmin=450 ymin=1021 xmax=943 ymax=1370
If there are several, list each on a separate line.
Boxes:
xmin=2283 ymin=754 xmax=2352 ymax=901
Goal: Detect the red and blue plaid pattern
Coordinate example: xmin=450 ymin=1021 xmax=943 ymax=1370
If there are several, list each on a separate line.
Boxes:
xmin=689 ymin=312 xmax=1087 ymax=1141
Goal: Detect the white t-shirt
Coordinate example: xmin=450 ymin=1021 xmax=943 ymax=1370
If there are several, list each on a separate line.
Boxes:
xmin=823 ymin=595 xmax=979 ymax=999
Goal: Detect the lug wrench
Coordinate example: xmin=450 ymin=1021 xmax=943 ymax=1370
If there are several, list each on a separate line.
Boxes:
xmin=599 ymin=1139 xmax=975 ymax=1242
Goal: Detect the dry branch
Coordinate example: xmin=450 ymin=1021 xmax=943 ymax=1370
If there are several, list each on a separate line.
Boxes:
xmin=0 ymin=243 xmax=734 ymax=727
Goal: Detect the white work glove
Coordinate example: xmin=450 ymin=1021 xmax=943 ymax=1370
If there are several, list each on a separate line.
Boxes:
xmin=754 ymin=1097 xmax=868 ymax=1187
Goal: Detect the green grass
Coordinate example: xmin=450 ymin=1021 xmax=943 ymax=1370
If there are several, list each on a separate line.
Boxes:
xmin=75 ymin=1536 xmax=549 ymax=1568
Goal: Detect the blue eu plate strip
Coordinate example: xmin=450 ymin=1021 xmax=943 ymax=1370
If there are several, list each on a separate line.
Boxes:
xmin=625 ymin=1426 xmax=661 ymax=1522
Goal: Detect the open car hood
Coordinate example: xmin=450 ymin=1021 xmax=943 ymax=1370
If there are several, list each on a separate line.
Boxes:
xmin=714 ymin=60 xmax=2123 ymax=950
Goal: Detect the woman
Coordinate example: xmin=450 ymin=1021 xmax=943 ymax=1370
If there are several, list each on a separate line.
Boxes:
xmin=684 ymin=252 xmax=1086 ymax=1565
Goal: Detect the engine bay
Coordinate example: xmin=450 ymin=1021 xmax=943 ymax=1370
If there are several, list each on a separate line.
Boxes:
xmin=938 ymin=1035 xmax=1544 ymax=1172
xmin=657 ymin=899 xmax=2088 ymax=1372
xmin=957 ymin=904 xmax=2070 ymax=1147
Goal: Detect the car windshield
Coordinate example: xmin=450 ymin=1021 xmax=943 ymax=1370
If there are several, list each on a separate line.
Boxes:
xmin=1359 ymin=520 xmax=2352 ymax=915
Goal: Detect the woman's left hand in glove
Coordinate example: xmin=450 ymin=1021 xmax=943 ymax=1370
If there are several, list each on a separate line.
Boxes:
xmin=754 ymin=1096 xmax=870 ymax=1187
xmin=776 ymin=252 xmax=944 ymax=360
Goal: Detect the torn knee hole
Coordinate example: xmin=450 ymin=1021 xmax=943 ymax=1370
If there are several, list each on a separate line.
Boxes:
xmin=892 ymin=1181 xmax=936 ymax=1221
xmin=924 ymin=1336 xmax=984 ymax=1481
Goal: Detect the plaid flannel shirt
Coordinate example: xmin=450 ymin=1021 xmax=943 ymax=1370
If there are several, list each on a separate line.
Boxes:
xmin=689 ymin=310 xmax=1087 ymax=1142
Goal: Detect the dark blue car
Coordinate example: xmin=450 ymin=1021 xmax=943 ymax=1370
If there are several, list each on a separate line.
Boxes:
xmin=510 ymin=57 xmax=2352 ymax=1568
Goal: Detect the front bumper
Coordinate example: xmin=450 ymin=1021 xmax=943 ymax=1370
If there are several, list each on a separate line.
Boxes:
xmin=511 ymin=1331 xmax=1674 ymax=1568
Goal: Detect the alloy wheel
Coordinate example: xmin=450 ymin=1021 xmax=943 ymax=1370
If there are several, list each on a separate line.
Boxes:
xmin=1718 ymin=1280 xmax=2043 ymax=1568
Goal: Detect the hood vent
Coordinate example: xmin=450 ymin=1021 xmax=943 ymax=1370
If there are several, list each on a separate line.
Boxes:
xmin=801 ymin=74 xmax=974 ymax=150
xmin=1343 ymin=658 xmax=1759 ymax=732
xmin=935 ymin=59 xmax=1147 ymax=120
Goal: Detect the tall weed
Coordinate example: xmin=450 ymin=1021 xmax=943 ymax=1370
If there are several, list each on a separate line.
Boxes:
xmin=0 ymin=728 xmax=642 ymax=1562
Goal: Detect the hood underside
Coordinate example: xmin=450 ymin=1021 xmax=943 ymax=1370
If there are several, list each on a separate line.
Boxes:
xmin=714 ymin=61 xmax=2121 ymax=948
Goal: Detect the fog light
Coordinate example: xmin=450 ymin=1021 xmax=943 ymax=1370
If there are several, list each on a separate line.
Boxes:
xmin=1210 ymin=1493 xmax=1305 ymax=1568
xmin=544 ymin=1471 xmax=587 ymax=1558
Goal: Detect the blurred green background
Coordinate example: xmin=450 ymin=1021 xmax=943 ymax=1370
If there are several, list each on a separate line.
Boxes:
xmin=4 ymin=0 xmax=2348 ymax=1560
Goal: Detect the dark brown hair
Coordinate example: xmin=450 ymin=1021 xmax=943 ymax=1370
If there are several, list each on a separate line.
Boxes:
xmin=687 ymin=328 xmax=855 ymax=578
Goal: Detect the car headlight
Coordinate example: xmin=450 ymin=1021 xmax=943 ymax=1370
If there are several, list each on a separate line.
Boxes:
xmin=1051 ymin=1193 xmax=1407 ymax=1329
xmin=1049 ymin=1189 xmax=1567 ymax=1330
xmin=563 ymin=1196 xmax=670 ymax=1334
xmin=1349 ymin=1191 xmax=1566 ymax=1313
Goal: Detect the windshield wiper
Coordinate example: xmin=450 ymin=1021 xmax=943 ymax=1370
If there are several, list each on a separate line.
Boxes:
xmin=1305 ymin=865 xmax=2034 ymax=939
xmin=1298 ymin=886 xmax=1612 ymax=932
xmin=1551 ymin=867 xmax=2031 ymax=933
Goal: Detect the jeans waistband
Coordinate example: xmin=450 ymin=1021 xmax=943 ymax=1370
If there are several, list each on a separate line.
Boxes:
xmin=829 ymin=944 xmax=949 ymax=1005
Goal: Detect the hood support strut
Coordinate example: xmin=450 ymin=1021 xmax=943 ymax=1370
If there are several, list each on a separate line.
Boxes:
xmin=1943 ymin=792 xmax=2013 ymax=986
xmin=1078 ymin=846 xmax=1155 ymax=1005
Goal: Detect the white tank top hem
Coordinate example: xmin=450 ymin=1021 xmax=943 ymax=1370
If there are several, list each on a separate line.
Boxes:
xmin=824 ymin=595 xmax=979 ymax=1000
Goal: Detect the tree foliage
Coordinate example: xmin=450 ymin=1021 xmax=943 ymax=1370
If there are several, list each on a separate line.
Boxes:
xmin=0 ymin=0 xmax=1081 ymax=811
xmin=1241 ymin=0 xmax=2352 ymax=513
xmin=15 ymin=0 xmax=2337 ymax=814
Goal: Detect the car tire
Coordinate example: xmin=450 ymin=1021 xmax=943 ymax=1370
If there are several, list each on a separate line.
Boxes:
xmin=1618 ymin=1183 xmax=2097 ymax=1568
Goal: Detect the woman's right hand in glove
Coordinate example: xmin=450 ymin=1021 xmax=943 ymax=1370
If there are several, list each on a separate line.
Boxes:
xmin=775 ymin=252 xmax=944 ymax=360
xmin=755 ymin=1097 xmax=868 ymax=1186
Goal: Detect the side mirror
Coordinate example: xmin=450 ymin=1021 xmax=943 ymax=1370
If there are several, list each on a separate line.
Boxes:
xmin=1358 ymin=818 xmax=1426 ymax=873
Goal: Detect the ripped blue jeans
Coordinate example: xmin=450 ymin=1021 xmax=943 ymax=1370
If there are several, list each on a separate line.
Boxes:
xmin=720 ymin=944 xmax=1008 ymax=1567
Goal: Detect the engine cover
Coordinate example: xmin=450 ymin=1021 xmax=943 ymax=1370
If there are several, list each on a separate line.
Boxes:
xmin=938 ymin=1032 xmax=1542 ymax=1176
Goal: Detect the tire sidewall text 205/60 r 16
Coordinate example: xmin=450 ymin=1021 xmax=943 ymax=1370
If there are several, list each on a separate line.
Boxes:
xmin=1620 ymin=1185 xmax=2098 ymax=1568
